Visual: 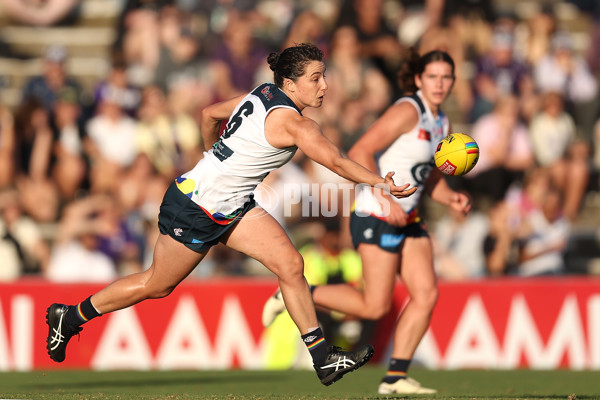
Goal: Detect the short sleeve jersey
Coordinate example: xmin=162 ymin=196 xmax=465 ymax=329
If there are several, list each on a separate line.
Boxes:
xmin=175 ymin=83 xmax=299 ymax=223
xmin=355 ymin=90 xmax=449 ymax=216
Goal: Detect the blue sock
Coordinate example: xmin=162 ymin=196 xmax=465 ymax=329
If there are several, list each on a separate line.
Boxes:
xmin=382 ymin=358 xmax=411 ymax=383
xmin=65 ymin=296 xmax=101 ymax=327
xmin=301 ymin=327 xmax=328 ymax=365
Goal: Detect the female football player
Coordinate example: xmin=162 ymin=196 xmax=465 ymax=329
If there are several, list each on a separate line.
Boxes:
xmin=45 ymin=43 xmax=417 ymax=386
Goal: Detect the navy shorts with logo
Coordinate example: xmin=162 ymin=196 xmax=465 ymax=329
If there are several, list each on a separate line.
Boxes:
xmin=350 ymin=211 xmax=429 ymax=253
xmin=158 ymin=182 xmax=256 ymax=253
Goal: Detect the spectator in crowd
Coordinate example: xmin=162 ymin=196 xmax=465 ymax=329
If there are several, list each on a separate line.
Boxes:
xmin=0 ymin=188 xmax=50 ymax=281
xmin=529 ymin=91 xmax=590 ymax=221
xmin=336 ymin=0 xmax=403 ymax=98
xmin=84 ymin=92 xmax=139 ymax=194
xmin=209 ymin=10 xmax=269 ymax=99
xmin=321 ymin=25 xmax=391 ymax=148
xmin=12 ymin=99 xmax=60 ymax=222
xmin=21 ymin=45 xmax=82 ymax=113
xmin=92 ymin=61 xmax=142 ymax=118
xmin=594 ymin=118 xmax=600 ymax=171
xmin=118 ymin=1 xmax=162 ymax=86
xmin=136 ymin=85 xmax=202 ymax=179
xmin=153 ymin=5 xmax=204 ymax=93
xmin=281 ymin=9 xmax=329 ymax=52
xmin=432 ymin=206 xmax=489 ymax=280
xmin=112 ymin=153 xmax=168 ymax=269
xmin=483 ymin=200 xmax=520 ymax=276
xmin=517 ymin=184 xmax=570 ymax=277
xmin=94 ymin=196 xmax=144 ymax=277
xmin=533 ymin=30 xmax=599 ymax=138
xmin=470 ymin=27 xmax=533 ymax=122
xmin=504 ymin=167 xmax=571 ymax=276
xmin=49 ymin=87 xmax=88 ymax=201
xmin=0 ymin=103 xmax=15 ymax=188
xmin=517 ymin=4 xmax=557 ymax=66
xmin=45 ymin=194 xmax=118 ymax=282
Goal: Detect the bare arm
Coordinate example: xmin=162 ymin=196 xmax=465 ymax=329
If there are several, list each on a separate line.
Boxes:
xmin=347 ymin=101 xmax=419 ymax=172
xmin=266 ymin=108 xmax=416 ymax=198
xmin=200 ymin=95 xmax=246 ymax=151
xmin=427 ymin=168 xmax=472 ymax=214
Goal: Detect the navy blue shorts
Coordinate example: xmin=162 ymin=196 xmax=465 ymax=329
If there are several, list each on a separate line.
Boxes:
xmin=350 ymin=212 xmax=429 ymax=253
xmin=158 ymin=182 xmax=256 ymax=253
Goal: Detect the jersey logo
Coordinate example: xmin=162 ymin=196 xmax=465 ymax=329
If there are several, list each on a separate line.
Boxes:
xmin=380 ymin=234 xmax=405 ymax=248
xmin=261 ymin=86 xmax=274 ymax=100
xmin=418 ymin=129 xmax=430 ymax=140
xmin=173 ymin=228 xmax=183 ymax=237
xmin=411 ymin=162 xmax=434 ymax=185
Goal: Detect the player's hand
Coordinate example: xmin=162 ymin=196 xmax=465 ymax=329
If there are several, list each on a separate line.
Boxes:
xmin=383 ymin=171 xmax=417 ymax=198
xmin=385 ymin=199 xmax=410 ymax=227
xmin=449 ymin=191 xmax=472 ymax=215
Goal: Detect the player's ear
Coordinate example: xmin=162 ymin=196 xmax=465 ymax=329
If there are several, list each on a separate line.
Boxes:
xmin=414 ymin=73 xmax=422 ymax=89
xmin=284 ymin=77 xmax=295 ymax=92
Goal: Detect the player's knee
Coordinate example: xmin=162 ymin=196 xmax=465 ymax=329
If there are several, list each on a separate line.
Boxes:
xmin=146 ymin=283 xmax=176 ymax=299
xmin=149 ymin=287 xmax=175 ymax=299
xmin=275 ymin=252 xmax=304 ymax=283
xmin=363 ymin=301 xmax=392 ymax=320
xmin=413 ymin=285 xmax=438 ymax=311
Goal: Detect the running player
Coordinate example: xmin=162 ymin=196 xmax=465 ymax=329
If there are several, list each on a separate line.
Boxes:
xmin=45 ymin=43 xmax=417 ymax=386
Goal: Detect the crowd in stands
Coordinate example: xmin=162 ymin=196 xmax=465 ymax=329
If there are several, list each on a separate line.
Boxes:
xmin=1 ymin=0 xmax=600 ymax=283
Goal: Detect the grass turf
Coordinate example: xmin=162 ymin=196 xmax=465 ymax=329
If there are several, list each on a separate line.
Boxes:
xmin=0 ymin=367 xmax=596 ymax=400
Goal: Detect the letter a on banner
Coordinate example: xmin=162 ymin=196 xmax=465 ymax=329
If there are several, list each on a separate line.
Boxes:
xmin=91 ymin=308 xmax=153 ymax=370
xmin=155 ymin=295 xmax=213 ymax=369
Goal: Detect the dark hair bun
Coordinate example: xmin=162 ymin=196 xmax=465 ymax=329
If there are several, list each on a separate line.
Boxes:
xmin=267 ymin=52 xmax=280 ymax=72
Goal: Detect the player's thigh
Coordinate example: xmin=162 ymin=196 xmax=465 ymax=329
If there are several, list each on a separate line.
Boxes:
xmin=358 ymin=243 xmax=400 ymax=306
xmin=399 ymin=236 xmax=437 ymax=297
xmin=147 ymin=233 xmax=208 ymax=289
xmin=221 ymin=207 xmax=300 ymax=275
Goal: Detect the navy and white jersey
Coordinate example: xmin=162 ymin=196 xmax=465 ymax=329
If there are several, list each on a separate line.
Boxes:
xmin=355 ymin=90 xmax=449 ymax=217
xmin=175 ymin=83 xmax=299 ymax=223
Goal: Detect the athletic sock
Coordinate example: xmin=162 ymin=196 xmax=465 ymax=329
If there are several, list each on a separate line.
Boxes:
xmin=382 ymin=358 xmax=411 ymax=383
xmin=65 ymin=296 xmax=101 ymax=327
xmin=301 ymin=327 xmax=328 ymax=365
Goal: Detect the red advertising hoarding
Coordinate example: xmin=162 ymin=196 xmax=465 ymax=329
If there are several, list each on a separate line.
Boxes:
xmin=0 ymin=277 xmax=598 ymax=371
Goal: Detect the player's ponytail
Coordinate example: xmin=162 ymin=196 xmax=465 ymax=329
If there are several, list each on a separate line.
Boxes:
xmin=397 ymin=47 xmax=421 ymax=94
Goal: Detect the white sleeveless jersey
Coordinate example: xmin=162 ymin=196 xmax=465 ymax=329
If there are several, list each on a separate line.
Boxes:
xmin=175 ymin=83 xmax=299 ymax=223
xmin=355 ymin=91 xmax=449 ymax=218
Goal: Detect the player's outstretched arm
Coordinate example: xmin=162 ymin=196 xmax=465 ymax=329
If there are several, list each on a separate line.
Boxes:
xmin=274 ymin=111 xmax=416 ymax=198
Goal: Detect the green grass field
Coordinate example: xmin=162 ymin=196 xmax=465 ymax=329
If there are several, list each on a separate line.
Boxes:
xmin=0 ymin=367 xmax=596 ymax=400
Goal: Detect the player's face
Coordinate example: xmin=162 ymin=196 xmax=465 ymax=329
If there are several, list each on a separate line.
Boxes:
xmin=415 ymin=61 xmax=455 ymax=108
xmin=291 ymin=60 xmax=328 ymax=109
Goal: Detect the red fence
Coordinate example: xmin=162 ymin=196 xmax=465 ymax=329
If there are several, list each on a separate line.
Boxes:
xmin=0 ymin=277 xmax=599 ymax=371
